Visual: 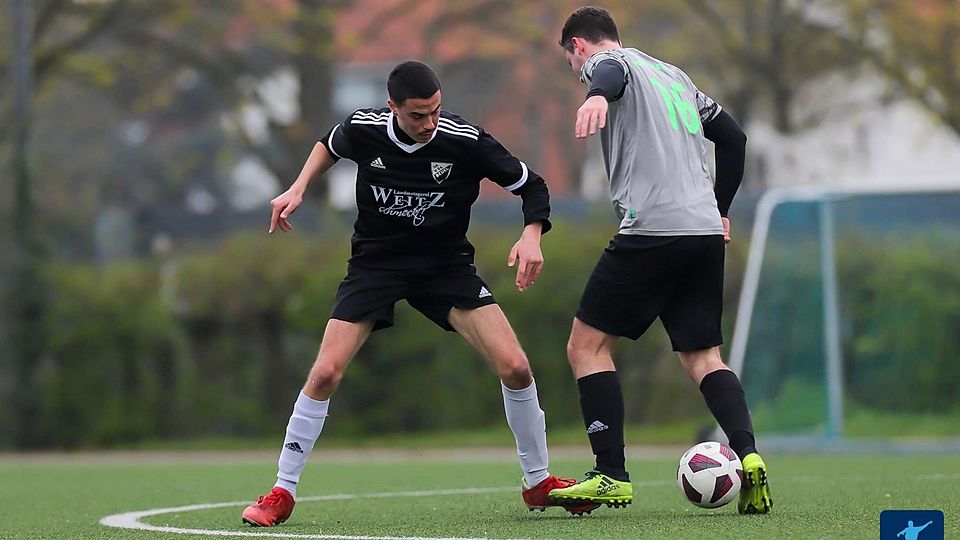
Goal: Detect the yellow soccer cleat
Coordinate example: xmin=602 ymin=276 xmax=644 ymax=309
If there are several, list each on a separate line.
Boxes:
xmin=548 ymin=470 xmax=633 ymax=508
xmin=738 ymin=453 xmax=773 ymax=514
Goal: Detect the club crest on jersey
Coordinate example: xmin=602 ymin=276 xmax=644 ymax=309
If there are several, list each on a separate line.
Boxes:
xmin=431 ymin=162 xmax=453 ymax=183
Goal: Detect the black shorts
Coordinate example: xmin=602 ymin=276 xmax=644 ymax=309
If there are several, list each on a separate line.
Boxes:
xmin=576 ymin=234 xmax=725 ymax=352
xmin=331 ymin=264 xmax=497 ymax=332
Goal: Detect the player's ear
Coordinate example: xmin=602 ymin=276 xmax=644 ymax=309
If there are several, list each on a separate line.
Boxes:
xmin=387 ymin=98 xmax=398 ymax=114
xmin=572 ymin=37 xmax=583 ymax=55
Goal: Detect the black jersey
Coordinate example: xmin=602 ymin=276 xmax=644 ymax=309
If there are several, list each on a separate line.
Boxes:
xmin=320 ymin=108 xmax=551 ymax=269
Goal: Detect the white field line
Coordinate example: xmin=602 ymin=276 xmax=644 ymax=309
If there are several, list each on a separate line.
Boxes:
xmin=99 ymin=474 xmax=957 ymax=539
xmin=101 ymin=484 xmax=682 ymax=540
xmin=100 ymin=486 xmax=520 ymax=539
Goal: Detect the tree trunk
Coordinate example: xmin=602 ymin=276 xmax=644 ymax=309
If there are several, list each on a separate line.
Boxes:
xmin=280 ymin=0 xmax=344 ymax=200
xmin=8 ymin=0 xmax=47 ymax=448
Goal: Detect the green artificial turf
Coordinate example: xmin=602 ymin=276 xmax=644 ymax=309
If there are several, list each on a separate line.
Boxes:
xmin=1 ymin=451 xmax=957 ymax=539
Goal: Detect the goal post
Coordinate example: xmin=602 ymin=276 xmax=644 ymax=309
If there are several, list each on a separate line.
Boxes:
xmin=725 ymin=181 xmax=960 ymax=452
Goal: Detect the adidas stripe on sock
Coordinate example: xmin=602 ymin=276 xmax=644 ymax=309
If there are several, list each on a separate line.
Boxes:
xmin=502 ymin=380 xmax=550 ymax=487
xmin=275 ymin=391 xmax=329 ymax=497
xmin=577 ymin=371 xmax=629 ymax=482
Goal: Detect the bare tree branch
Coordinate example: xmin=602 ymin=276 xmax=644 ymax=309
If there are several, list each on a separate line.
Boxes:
xmin=804 ymin=7 xmax=960 ymax=135
xmin=34 ymin=0 xmax=129 ymax=84
xmin=33 ymin=0 xmax=69 ymax=43
xmin=684 ymin=0 xmax=762 ymax=66
xmin=112 ymin=26 xmax=255 ymax=89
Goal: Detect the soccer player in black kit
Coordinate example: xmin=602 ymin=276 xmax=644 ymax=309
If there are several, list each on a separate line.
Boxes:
xmin=242 ymin=61 xmax=597 ymax=527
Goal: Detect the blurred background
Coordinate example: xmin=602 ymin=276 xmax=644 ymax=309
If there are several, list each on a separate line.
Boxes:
xmin=1 ymin=0 xmax=957 ymax=451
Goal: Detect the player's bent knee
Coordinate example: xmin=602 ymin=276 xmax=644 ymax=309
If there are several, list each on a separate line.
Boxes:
xmin=304 ymin=362 xmax=344 ymax=395
xmin=566 ymin=337 xmax=591 ymax=367
xmin=565 ymin=339 xmax=578 ymax=363
xmin=498 ymin=355 xmax=533 ymax=389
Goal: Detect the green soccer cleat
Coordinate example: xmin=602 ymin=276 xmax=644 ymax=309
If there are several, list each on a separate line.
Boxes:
xmin=738 ymin=453 xmax=773 ymax=514
xmin=548 ymin=470 xmax=633 ymax=508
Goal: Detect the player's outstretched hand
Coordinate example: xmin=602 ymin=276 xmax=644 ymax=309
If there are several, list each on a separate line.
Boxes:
xmin=575 ymin=95 xmax=608 ymax=139
xmin=508 ymin=232 xmax=544 ymax=293
xmin=269 ymin=188 xmax=304 ymax=234
xmin=722 ymin=216 xmax=731 ymax=244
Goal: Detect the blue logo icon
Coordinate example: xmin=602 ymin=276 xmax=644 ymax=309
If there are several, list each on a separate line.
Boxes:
xmin=880 ymin=510 xmax=944 ymax=540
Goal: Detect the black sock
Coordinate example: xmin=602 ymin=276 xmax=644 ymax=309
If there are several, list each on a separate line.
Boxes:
xmin=577 ymin=371 xmax=629 ymax=482
xmin=699 ymin=369 xmax=757 ymax=459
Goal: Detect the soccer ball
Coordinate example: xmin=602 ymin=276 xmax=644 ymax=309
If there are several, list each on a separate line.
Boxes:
xmin=676 ymin=441 xmax=743 ymax=509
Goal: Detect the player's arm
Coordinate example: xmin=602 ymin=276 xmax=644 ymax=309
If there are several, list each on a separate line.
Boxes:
xmin=476 ymin=130 xmax=552 ymax=291
xmin=512 ymin=176 xmax=551 ymax=236
xmin=576 ymin=57 xmax=628 ymax=138
xmin=269 ymin=121 xmax=352 ymax=234
xmin=702 ymin=104 xmax=747 ymax=243
xmin=510 ymin=179 xmax=549 ymax=292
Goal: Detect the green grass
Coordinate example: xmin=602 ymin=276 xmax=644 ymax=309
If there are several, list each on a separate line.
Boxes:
xmin=2 ymin=450 xmax=958 ymax=539
xmin=844 ymin=408 xmax=960 ymax=438
xmin=123 ymin=422 xmax=707 ymax=451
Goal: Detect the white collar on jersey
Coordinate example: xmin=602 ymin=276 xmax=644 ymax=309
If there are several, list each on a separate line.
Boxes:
xmin=387 ymin=112 xmax=437 ymax=153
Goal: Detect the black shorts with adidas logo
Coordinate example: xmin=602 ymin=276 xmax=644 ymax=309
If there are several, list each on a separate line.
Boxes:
xmin=576 ymin=234 xmax=725 ymax=352
xmin=331 ymin=263 xmax=497 ymax=332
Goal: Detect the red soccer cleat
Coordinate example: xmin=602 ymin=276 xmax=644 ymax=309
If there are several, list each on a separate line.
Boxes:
xmin=242 ymin=487 xmax=295 ymax=527
xmin=522 ymin=475 xmax=601 ymax=516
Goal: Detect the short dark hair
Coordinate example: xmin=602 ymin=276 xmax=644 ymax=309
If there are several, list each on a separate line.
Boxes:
xmin=559 ymin=6 xmax=620 ymax=52
xmin=387 ymin=61 xmax=441 ymax=105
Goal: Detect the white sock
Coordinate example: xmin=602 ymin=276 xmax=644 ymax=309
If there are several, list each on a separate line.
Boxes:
xmin=274 ymin=391 xmax=329 ymax=498
xmin=502 ymin=379 xmax=550 ymax=487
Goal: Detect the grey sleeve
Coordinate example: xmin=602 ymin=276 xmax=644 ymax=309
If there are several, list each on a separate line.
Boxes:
xmin=696 ymin=91 xmax=722 ymax=124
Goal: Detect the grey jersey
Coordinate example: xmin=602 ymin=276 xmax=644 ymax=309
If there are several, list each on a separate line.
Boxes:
xmin=581 ymin=48 xmax=724 ymax=236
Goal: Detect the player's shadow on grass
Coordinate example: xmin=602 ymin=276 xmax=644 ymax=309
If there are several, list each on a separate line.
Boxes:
xmin=513 ymin=512 xmax=623 ymax=522
xmin=643 ymin=509 xmax=754 ymax=519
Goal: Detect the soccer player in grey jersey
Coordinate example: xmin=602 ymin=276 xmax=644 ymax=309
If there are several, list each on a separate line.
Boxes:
xmin=548 ymin=6 xmax=773 ymax=515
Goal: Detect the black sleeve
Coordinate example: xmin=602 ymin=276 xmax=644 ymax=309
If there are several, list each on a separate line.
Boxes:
xmin=476 ymin=130 xmax=552 ymax=234
xmin=318 ymin=113 xmax=357 ymax=162
xmin=703 ymin=109 xmax=747 ymax=217
xmin=585 ymin=59 xmax=627 ymax=102
xmin=512 ymin=175 xmax=552 ymax=235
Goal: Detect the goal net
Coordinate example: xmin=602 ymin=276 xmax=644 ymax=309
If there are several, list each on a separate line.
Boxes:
xmin=727 ymin=182 xmax=960 ymax=452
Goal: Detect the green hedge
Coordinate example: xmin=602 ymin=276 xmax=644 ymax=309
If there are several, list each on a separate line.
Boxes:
xmin=6 ymin=219 xmax=957 ymax=449
xmin=743 ymin=226 xmax=960 ymax=434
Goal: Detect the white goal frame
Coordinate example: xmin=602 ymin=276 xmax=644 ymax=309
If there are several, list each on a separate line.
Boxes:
xmin=724 ymin=180 xmax=960 ymax=451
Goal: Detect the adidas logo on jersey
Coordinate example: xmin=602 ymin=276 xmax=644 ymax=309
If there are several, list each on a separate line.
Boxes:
xmin=284 ymin=441 xmax=304 ymax=454
xmin=478 ymin=286 xmax=492 ymax=299
xmin=370 ymin=157 xmax=386 ymax=169
xmin=587 ymin=420 xmax=609 ymax=434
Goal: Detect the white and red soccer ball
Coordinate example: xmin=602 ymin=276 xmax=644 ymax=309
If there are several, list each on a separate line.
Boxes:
xmin=677 ymin=441 xmax=743 ymax=509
